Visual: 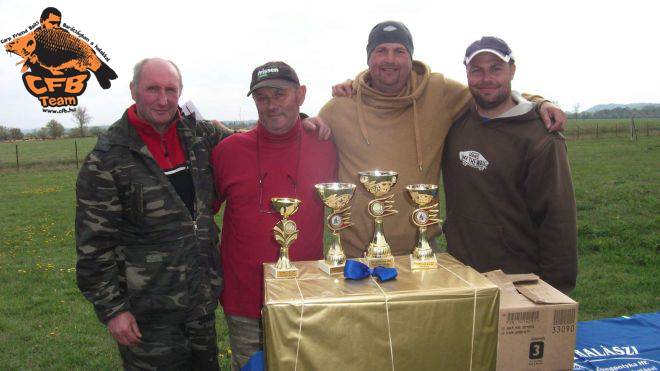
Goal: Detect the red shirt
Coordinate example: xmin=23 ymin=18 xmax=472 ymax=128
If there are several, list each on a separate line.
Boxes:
xmin=127 ymin=105 xmax=185 ymax=170
xmin=127 ymin=105 xmax=195 ymax=216
xmin=212 ymin=118 xmax=337 ymax=318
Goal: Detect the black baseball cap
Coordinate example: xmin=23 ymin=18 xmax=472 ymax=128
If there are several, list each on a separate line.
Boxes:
xmin=464 ymin=36 xmax=514 ymax=65
xmin=247 ymin=61 xmax=300 ymax=96
xmin=366 ymin=20 xmax=414 ymax=60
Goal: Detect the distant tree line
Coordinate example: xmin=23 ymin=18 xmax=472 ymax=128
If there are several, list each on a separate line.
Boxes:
xmin=0 ymin=124 xmax=107 ymax=141
xmin=0 ymin=126 xmax=25 ymax=141
xmin=223 ymin=120 xmax=257 ymax=129
xmin=570 ymin=105 xmax=660 ymax=119
xmin=0 ymin=106 xmax=107 ymax=141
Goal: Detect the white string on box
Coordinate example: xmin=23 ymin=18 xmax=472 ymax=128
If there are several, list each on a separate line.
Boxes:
xmin=371 ymin=276 xmax=396 ymax=371
xmin=293 ymin=276 xmax=305 ymax=371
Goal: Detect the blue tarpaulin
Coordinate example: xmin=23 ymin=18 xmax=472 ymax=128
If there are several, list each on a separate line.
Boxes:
xmin=574 ymin=312 xmax=660 ymax=371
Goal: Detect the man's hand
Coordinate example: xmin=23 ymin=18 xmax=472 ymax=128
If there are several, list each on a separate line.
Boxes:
xmin=108 ymin=311 xmax=142 ymax=346
xmin=211 ymin=120 xmax=235 ymax=136
xmin=302 ymin=116 xmax=332 ymax=140
xmin=538 ymin=102 xmax=567 ymax=132
xmin=332 ymin=79 xmax=355 ymax=97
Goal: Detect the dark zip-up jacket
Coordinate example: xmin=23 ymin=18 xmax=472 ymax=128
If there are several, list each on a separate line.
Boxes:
xmin=442 ymin=105 xmax=577 ymax=293
xmin=76 ymin=109 xmax=225 ymax=324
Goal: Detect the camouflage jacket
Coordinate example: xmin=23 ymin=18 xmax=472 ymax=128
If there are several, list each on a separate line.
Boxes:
xmin=75 ymin=110 xmax=225 ymax=324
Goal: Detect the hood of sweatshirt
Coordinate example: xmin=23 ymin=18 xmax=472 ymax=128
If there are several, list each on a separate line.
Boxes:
xmin=354 ymin=60 xmax=431 ymax=171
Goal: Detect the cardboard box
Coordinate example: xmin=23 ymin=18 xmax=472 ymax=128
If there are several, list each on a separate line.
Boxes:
xmin=263 ymin=254 xmax=500 ymax=370
xmin=484 ymin=270 xmax=578 ymax=371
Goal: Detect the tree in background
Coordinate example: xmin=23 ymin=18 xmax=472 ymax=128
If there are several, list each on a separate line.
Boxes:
xmin=9 ymin=128 xmax=24 ymax=140
xmin=88 ymin=126 xmax=107 ymax=137
xmin=46 ymin=119 xmax=65 ymax=138
xmin=35 ymin=128 xmax=49 ymax=140
xmin=71 ymin=106 xmax=92 ymax=137
xmin=573 ymin=103 xmax=581 ymax=121
xmin=0 ymin=126 xmax=8 ymax=141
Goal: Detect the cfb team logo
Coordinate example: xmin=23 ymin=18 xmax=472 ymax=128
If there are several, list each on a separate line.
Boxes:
xmin=3 ymin=7 xmax=117 ymax=111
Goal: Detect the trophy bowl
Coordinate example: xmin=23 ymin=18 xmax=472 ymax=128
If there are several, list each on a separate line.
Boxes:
xmin=315 ymin=183 xmax=356 ymax=210
xmin=406 ymin=184 xmax=439 ymax=207
xmin=271 ymin=198 xmax=301 ymax=219
xmin=357 ymin=170 xmax=398 ymax=197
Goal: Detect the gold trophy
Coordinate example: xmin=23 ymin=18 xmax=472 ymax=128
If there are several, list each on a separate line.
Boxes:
xmin=266 ymin=198 xmax=301 ymax=279
xmin=358 ymin=170 xmax=398 ymax=268
xmin=406 ymin=184 xmax=441 ymax=270
xmin=315 ymin=183 xmax=356 ymax=275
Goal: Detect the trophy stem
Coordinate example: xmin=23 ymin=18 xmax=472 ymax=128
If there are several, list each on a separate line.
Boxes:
xmin=413 ymin=226 xmax=434 ymax=260
xmin=275 ymin=246 xmax=292 ymax=270
xmin=410 ymin=224 xmax=438 ymax=269
xmin=325 ymin=231 xmax=346 ymax=266
xmin=368 ymin=217 xmax=392 ymax=258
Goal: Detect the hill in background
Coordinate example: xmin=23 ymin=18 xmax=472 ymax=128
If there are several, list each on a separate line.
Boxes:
xmin=574 ymin=103 xmax=660 ymax=119
xmin=585 ymin=103 xmax=660 ymax=113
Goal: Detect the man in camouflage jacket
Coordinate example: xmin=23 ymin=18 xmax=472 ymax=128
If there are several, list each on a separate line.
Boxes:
xmin=76 ymin=58 xmax=226 ymax=370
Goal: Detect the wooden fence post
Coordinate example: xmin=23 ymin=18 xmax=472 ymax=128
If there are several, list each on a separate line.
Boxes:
xmin=596 ymin=124 xmax=599 ymax=138
xmin=15 ymin=144 xmax=19 ymax=172
xmin=75 ymin=140 xmax=79 ymax=169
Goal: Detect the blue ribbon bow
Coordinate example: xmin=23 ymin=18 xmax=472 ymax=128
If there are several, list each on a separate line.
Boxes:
xmin=241 ymin=351 xmax=265 ymax=371
xmin=344 ymin=259 xmax=397 ymax=282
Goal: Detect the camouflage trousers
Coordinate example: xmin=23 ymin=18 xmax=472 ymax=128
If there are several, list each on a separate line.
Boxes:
xmin=225 ymin=315 xmax=263 ymax=371
xmin=118 ymin=313 xmax=220 ymax=371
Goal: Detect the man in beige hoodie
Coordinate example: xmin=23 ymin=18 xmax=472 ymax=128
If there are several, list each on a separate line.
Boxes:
xmin=320 ymin=20 xmax=566 ymax=258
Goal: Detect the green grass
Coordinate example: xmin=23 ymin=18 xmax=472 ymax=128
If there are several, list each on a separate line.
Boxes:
xmin=0 ymin=137 xmax=97 ymax=171
xmin=565 ymin=137 xmax=660 ymax=319
xmin=0 ymin=136 xmax=658 ymax=369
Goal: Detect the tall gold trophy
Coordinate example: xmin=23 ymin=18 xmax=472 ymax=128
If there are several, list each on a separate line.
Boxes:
xmin=358 ymin=170 xmax=398 ymax=268
xmin=315 ymin=183 xmax=356 ymax=275
xmin=266 ymin=198 xmax=301 ymax=279
xmin=406 ymin=184 xmax=441 ymax=269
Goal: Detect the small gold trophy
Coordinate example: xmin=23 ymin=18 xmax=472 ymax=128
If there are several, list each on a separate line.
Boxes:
xmin=406 ymin=184 xmax=441 ymax=270
xmin=266 ymin=198 xmax=301 ymax=279
xmin=315 ymin=183 xmax=356 ymax=275
xmin=358 ymin=170 xmax=398 ymax=268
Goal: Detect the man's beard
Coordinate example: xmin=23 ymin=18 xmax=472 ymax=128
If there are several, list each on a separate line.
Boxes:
xmin=470 ymin=85 xmax=511 ymax=111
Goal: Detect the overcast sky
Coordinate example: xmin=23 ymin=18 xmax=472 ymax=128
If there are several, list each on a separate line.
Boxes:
xmin=1 ymin=0 xmax=657 ymax=131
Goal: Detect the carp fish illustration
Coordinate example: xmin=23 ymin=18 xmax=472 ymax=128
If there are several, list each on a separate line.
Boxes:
xmin=5 ymin=27 xmax=117 ymax=89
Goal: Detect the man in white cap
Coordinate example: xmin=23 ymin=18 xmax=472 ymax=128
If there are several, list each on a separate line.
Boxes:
xmin=442 ymin=36 xmax=577 ymax=293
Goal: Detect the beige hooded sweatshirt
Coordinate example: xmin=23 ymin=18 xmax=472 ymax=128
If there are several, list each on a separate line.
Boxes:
xmin=319 ymin=61 xmax=473 ymax=257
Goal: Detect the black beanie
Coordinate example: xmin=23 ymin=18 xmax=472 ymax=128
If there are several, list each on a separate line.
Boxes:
xmin=366 ymin=20 xmax=414 ymax=60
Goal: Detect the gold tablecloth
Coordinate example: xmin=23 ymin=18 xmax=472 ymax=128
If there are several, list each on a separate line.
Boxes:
xmin=263 ymin=253 xmax=499 ymax=370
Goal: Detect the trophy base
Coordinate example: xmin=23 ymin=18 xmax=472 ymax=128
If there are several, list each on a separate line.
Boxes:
xmin=366 ymin=255 xmax=395 ymax=268
xmin=410 ymin=254 xmax=438 ymax=270
xmin=266 ymin=264 xmax=299 ymax=279
xmin=318 ymin=260 xmax=345 ymax=275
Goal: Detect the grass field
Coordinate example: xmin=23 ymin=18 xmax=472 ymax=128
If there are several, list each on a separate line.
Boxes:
xmin=0 ymin=135 xmax=658 ymax=369
xmin=0 ymin=137 xmax=98 ymax=171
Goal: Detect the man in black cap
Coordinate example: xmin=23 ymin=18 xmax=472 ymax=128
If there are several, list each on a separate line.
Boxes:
xmin=320 ymin=20 xmax=567 ymax=258
xmin=211 ymin=61 xmax=337 ymax=370
xmin=442 ymin=36 xmax=578 ymax=293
